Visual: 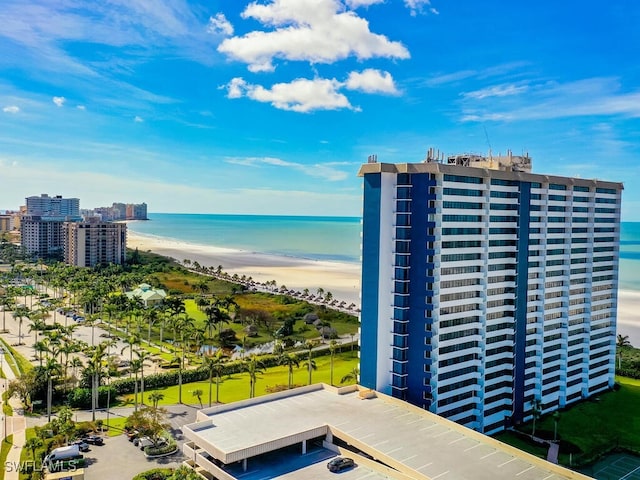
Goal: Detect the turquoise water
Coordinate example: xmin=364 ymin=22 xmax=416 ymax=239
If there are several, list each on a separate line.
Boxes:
xmin=127 ymin=215 xmax=640 ymax=291
xmin=126 ymin=213 xmax=362 ymax=263
xmin=620 ymin=222 xmax=640 ymax=291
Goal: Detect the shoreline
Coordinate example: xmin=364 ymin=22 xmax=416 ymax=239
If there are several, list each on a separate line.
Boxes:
xmin=127 ymin=232 xmax=640 ymax=347
xmin=127 ymin=232 xmax=362 ymax=306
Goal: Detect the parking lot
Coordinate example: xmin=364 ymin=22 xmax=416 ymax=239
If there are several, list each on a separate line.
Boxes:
xmin=82 ymin=434 xmax=184 ymax=479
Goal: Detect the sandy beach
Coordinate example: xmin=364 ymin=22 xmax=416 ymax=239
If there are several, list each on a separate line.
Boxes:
xmin=128 ymin=232 xmax=362 ymax=306
xmin=128 ymin=232 xmax=640 ymax=346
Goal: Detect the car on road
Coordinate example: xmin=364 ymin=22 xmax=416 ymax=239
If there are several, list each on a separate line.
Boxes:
xmin=82 ymin=435 xmax=104 ymax=446
xmin=327 ymin=457 xmax=355 ymax=472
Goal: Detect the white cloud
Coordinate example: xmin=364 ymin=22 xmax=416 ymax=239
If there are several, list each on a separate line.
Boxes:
xmin=218 ymin=0 xmax=409 ymax=72
xmin=134 ymin=115 xmax=144 ymax=122
xmin=345 ymin=69 xmax=399 ymax=94
xmin=207 ymin=13 xmax=234 ymax=36
xmin=2 ymin=106 xmax=20 ymax=113
xmin=225 ymin=78 xmax=247 ymax=99
xmin=404 ymin=0 xmax=437 ymax=16
xmin=226 ymin=156 xmax=349 ymax=181
xmin=345 ymin=0 xmax=385 ymax=7
xmin=224 ymin=77 xmax=355 ymax=113
xmin=52 ymin=96 xmax=66 ymax=107
xmin=461 ymin=77 xmax=640 ymax=122
xmin=463 ymin=83 xmax=529 ymax=100
xmin=77 ymin=105 xmax=86 ymax=110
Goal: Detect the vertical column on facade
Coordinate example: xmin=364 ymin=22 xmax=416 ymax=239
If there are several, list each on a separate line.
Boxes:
xmin=391 ymin=173 xmax=411 ymax=400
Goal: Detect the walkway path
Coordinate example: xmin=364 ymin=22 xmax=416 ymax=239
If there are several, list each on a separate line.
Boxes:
xmin=1 ymin=348 xmax=26 ymax=480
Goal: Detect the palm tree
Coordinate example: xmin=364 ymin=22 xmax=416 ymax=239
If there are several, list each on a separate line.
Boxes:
xmin=43 ymin=356 xmax=62 ymax=422
xmin=617 ymin=334 xmax=632 ymax=348
xmin=14 ymin=304 xmax=30 ymax=345
xmin=340 ymin=367 xmax=360 ymax=384
xmin=176 ymin=315 xmax=196 ymax=404
xmin=244 ymin=355 xmax=265 ymax=398
xmin=134 ymin=349 xmax=152 ymax=405
xmin=84 ymin=341 xmax=109 ymax=421
xmin=329 ymin=340 xmax=339 ymax=386
xmin=192 ymin=389 xmax=204 ymax=408
xmin=121 ymin=334 xmax=141 ymax=374
xmin=0 ymin=294 xmax=15 ymax=332
xmin=304 ymin=341 xmax=317 ymax=385
xmin=144 ymin=307 xmax=160 ymax=345
xmin=33 ymin=340 xmax=49 ymax=367
xmin=202 ymin=349 xmax=227 ymax=406
xmin=530 ymin=398 xmax=542 ymax=437
xmin=130 ymin=358 xmax=143 ymax=412
xmin=279 ymin=353 xmax=299 ymax=389
xmin=149 ymin=392 xmax=164 ymax=410
xmin=552 ymin=411 xmax=561 ymax=441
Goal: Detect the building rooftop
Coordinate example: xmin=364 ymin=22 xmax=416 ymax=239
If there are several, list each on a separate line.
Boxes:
xmin=358 ymin=159 xmax=623 ymax=190
xmin=182 ymin=384 xmax=592 ymax=480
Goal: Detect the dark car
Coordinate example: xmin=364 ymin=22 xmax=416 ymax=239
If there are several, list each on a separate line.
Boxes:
xmin=82 ymin=435 xmax=104 ymax=446
xmin=327 ymin=457 xmax=355 ymax=472
xmin=69 ymin=440 xmax=90 ymax=452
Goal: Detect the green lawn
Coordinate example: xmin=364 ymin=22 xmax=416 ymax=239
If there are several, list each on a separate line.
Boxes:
xmin=0 ymin=435 xmax=13 ymax=480
xmin=496 ymin=376 xmax=640 ymax=467
xmin=120 ymin=352 xmax=359 ymax=408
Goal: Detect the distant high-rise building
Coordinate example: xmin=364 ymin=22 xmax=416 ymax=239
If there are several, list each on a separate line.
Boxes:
xmin=126 ymin=202 xmax=147 ymax=220
xmin=25 ymin=194 xmax=80 ymax=219
xmin=358 ymin=151 xmax=622 ymax=434
xmin=64 ymin=217 xmax=127 ymax=267
xmin=20 ymin=216 xmax=65 ymax=258
xmin=112 ymin=203 xmax=127 ymax=220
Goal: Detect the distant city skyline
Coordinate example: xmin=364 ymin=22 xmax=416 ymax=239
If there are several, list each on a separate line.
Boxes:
xmin=1 ymin=1 xmax=639 ymax=218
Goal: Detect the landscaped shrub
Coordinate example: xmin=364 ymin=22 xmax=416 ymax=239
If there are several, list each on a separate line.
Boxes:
xmin=132 ymin=468 xmax=173 ymax=480
xmin=66 ymin=386 xmax=116 ymax=408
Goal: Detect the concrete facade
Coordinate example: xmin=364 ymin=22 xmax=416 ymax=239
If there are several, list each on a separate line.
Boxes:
xmin=63 ymin=218 xmax=127 ymax=267
xmin=359 ymin=157 xmax=622 ymax=434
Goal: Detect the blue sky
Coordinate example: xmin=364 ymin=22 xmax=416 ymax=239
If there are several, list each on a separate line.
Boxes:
xmin=1 ymin=0 xmax=639 ymax=218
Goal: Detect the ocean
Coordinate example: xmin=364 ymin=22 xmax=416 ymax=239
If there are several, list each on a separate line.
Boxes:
xmin=126 ymin=213 xmax=362 ymax=263
xmin=127 ymin=214 xmax=640 ymax=292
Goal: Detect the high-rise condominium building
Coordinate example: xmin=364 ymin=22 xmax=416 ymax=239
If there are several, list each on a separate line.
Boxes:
xmin=20 ymin=216 xmax=65 ymax=258
xmin=25 ymin=194 xmax=80 ymax=219
xmin=358 ymin=152 xmax=622 ymax=434
xmin=64 ymin=218 xmax=127 ymax=267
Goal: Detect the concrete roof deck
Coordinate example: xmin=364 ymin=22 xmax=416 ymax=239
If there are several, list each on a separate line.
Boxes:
xmin=183 ymin=385 xmax=592 ymax=480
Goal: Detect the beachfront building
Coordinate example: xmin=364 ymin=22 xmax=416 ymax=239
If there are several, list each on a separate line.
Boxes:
xmin=126 ymin=202 xmax=147 ymax=220
xmin=358 ymin=151 xmax=622 ymax=434
xmin=181 ymin=383 xmax=592 ymax=480
xmin=20 ymin=215 xmax=66 ymax=259
xmin=63 ymin=217 xmax=127 ymax=267
xmin=26 ymin=193 xmax=80 ymax=219
xmin=125 ymin=283 xmax=166 ymax=307
xmin=89 ymin=202 xmax=147 ymax=221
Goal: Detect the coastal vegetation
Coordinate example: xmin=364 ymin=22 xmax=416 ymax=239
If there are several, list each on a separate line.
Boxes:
xmin=0 ymin=249 xmax=360 ymax=421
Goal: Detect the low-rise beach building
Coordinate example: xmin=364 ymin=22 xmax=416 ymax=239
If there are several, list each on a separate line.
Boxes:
xmin=125 ymin=283 xmax=167 ymax=307
xmin=181 ymin=383 xmax=592 ymax=480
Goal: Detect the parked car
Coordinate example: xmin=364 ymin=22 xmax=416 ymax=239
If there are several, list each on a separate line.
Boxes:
xmin=68 ymin=440 xmax=90 ymax=452
xmin=327 ymin=457 xmax=355 ymax=473
xmin=135 ymin=436 xmax=168 ymax=450
xmin=82 ymin=435 xmax=104 ymax=446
